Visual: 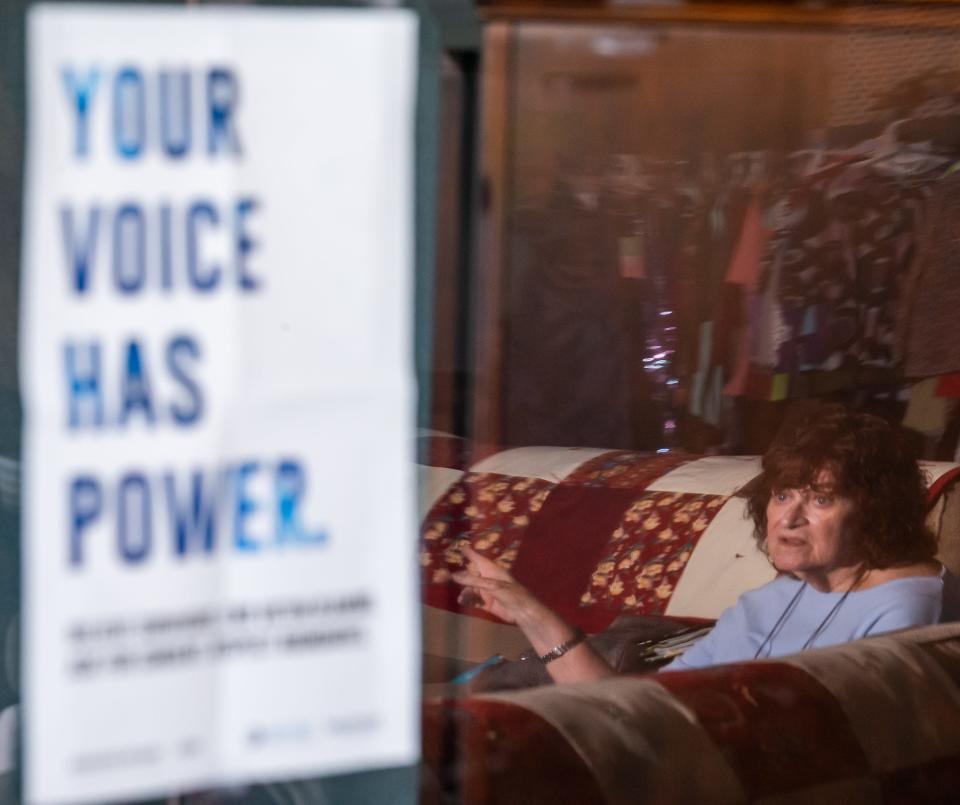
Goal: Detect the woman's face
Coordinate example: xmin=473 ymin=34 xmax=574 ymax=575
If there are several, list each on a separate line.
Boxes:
xmin=765 ymin=470 xmax=860 ymax=591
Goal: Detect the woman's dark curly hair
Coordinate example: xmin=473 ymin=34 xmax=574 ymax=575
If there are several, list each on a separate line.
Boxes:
xmin=740 ymin=404 xmax=937 ymax=568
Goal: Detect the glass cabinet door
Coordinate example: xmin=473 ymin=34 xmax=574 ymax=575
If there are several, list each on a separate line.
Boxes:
xmin=473 ymin=4 xmax=960 ymax=459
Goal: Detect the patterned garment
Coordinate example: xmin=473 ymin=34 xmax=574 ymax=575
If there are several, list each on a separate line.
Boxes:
xmin=902 ymin=172 xmax=960 ymax=377
xmin=753 ymin=167 xmax=927 ymax=375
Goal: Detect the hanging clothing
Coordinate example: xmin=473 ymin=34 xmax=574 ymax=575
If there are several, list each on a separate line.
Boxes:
xmin=723 ymin=195 xmax=770 ymax=291
xmin=902 ymin=172 xmax=960 ymax=378
xmin=744 ymin=166 xmax=926 ymax=378
xmin=502 ymin=189 xmax=633 ymax=449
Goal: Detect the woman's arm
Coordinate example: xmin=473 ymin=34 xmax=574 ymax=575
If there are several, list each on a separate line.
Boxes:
xmin=453 ymin=547 xmax=616 ymax=684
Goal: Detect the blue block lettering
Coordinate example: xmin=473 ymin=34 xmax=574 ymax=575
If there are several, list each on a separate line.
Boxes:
xmin=60 ymin=205 xmax=100 ymax=294
xmin=159 ymin=202 xmax=174 ymax=290
xmin=68 ymin=475 xmax=102 ymax=566
xmin=117 ymin=473 xmax=151 ymax=563
xmin=232 ymin=462 xmax=260 ymax=551
xmin=118 ymin=340 xmax=156 ymax=426
xmin=166 ymin=335 xmax=203 ymax=425
xmin=64 ymin=341 xmax=104 ymax=428
xmin=112 ymin=203 xmax=146 ymax=294
xmin=159 ymin=70 xmax=191 ymax=158
xmin=186 ymin=201 xmax=221 ymax=291
xmin=207 ymin=68 xmax=242 ymax=156
xmin=235 ymin=197 xmax=260 ymax=292
xmin=62 ymin=67 xmax=100 ymax=158
xmin=113 ymin=67 xmax=146 ymax=159
xmin=166 ymin=470 xmax=217 ymax=557
xmin=275 ymin=460 xmax=326 ymax=545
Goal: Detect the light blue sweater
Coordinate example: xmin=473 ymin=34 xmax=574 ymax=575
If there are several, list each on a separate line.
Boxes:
xmin=663 ymin=567 xmax=960 ymax=671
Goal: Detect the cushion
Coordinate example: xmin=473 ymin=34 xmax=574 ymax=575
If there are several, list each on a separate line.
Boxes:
xmin=421 ymin=622 xmax=960 ymax=804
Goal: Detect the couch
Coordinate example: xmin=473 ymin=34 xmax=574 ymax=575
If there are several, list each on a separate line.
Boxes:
xmin=416 ymin=434 xmax=960 ymax=803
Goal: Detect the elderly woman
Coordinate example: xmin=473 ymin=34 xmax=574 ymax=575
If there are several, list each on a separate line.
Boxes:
xmin=454 ymin=406 xmax=960 ymax=683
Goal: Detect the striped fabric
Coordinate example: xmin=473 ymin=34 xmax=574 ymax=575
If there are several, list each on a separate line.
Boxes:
xmin=421 ymin=623 xmax=960 ymax=804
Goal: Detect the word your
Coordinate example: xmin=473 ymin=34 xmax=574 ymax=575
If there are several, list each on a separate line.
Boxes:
xmin=63 ymin=66 xmax=242 ymax=159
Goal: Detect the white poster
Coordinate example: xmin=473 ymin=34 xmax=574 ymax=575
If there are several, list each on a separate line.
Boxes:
xmin=21 ymin=5 xmax=419 ymax=803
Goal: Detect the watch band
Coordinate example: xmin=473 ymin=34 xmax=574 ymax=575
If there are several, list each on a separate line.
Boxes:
xmin=539 ymin=627 xmax=587 ymax=665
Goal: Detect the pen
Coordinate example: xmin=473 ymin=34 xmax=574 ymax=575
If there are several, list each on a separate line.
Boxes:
xmin=449 ymin=654 xmax=505 ymax=684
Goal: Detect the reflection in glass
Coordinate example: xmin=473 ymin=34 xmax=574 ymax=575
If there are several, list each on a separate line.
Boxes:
xmin=488 ymin=13 xmax=960 ymax=458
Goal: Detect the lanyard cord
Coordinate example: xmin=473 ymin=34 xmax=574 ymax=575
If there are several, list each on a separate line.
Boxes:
xmin=754 ymin=568 xmax=869 ymax=660
xmin=753 ymin=581 xmax=806 ymax=660
xmin=801 ymin=566 xmax=868 ymax=650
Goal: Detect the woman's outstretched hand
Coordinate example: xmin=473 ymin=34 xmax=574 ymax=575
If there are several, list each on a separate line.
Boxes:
xmin=452 ymin=546 xmax=538 ymax=625
xmin=452 ymin=545 xmax=616 ymax=683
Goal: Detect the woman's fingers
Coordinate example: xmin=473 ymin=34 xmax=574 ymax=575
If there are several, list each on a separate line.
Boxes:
xmin=461 ymin=546 xmax=512 ymax=580
xmin=456 ymin=587 xmax=484 ymax=608
xmin=452 ymin=570 xmax=526 ymax=622
xmin=451 ymin=571 xmax=504 ymax=591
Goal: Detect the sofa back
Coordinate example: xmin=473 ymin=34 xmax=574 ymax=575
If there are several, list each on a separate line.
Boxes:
xmin=418 ymin=436 xmax=960 ymax=665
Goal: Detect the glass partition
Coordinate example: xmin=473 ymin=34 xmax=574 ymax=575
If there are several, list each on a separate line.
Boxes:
xmin=473 ymin=6 xmax=960 ymax=458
